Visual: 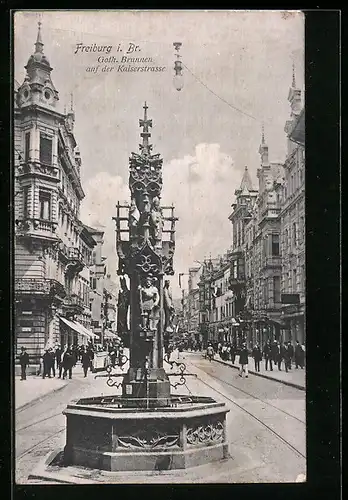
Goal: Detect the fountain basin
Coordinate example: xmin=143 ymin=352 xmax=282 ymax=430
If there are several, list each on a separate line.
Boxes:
xmin=63 ymin=395 xmax=229 ymax=471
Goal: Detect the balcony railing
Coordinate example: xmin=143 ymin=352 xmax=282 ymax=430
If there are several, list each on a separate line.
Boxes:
xmin=15 ymin=278 xmax=65 ymax=298
xmin=15 ymin=218 xmax=58 ymax=234
xmin=63 ymin=294 xmax=84 ymax=308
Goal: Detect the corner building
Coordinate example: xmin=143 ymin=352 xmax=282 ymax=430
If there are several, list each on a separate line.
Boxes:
xmin=14 ymin=24 xmax=97 ymax=372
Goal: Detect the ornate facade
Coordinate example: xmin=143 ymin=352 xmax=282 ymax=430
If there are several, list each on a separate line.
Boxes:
xmin=14 ymin=24 xmax=96 ymax=370
xmin=280 ymin=70 xmax=305 ymax=343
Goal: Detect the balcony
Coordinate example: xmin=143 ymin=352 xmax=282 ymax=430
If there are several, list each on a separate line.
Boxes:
xmin=15 ymin=278 xmax=66 ymax=301
xmin=65 ymin=247 xmax=84 ymax=275
xmin=15 ymin=218 xmax=59 ymax=243
xmin=62 ymin=294 xmax=84 ymax=316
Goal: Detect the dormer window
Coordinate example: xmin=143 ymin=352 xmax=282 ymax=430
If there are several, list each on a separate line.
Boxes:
xmin=40 ymin=133 xmax=52 ymax=165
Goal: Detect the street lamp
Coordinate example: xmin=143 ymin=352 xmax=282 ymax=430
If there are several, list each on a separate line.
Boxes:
xmin=173 ymin=42 xmax=184 ymax=91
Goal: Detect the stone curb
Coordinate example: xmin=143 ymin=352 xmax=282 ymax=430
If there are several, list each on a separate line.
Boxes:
xmin=212 ymin=358 xmax=306 ymax=391
xmin=16 ymin=380 xmax=69 ymax=411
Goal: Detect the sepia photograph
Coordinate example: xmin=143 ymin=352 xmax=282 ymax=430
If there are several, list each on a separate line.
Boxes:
xmin=13 ymin=9 xmax=306 ymax=484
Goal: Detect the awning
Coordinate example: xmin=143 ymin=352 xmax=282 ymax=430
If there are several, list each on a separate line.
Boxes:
xmin=72 ymin=321 xmax=98 ymax=339
xmin=59 ymin=316 xmax=96 ymax=339
xmin=104 ymin=330 xmax=118 ymax=339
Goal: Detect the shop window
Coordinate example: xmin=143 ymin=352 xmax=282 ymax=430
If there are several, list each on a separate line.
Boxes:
xmin=39 ymin=190 xmax=51 ymax=220
xmin=40 ymin=134 xmax=53 ymax=165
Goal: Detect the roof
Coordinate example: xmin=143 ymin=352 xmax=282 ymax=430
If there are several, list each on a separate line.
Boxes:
xmin=239 ymin=166 xmax=254 ymax=192
xmin=289 ymin=107 xmax=305 ymax=146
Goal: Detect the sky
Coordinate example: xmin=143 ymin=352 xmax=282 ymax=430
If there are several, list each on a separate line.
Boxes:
xmin=14 ymin=10 xmax=304 ymax=298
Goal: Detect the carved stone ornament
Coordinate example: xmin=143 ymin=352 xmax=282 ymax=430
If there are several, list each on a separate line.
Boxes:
xmin=117 ymin=426 xmax=179 ymax=450
xmin=186 ymin=420 xmax=224 ymax=446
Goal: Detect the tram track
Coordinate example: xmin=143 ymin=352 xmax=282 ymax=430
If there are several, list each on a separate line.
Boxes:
xmin=193 ymin=361 xmax=305 ymax=425
xmin=189 ymin=361 xmax=306 ymax=460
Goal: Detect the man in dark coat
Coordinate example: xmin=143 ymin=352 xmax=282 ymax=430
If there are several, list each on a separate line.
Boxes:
xmin=19 ymin=346 xmax=29 ymax=380
xmin=62 ymin=347 xmax=73 ymax=380
xmin=239 ymin=342 xmax=249 ymax=378
xmin=263 ymin=341 xmax=273 ymax=371
xmin=81 ymin=346 xmax=91 ymax=377
xmin=271 ymin=341 xmax=279 ymax=367
xmin=252 ymin=344 xmax=262 ymax=372
xmin=287 ymin=341 xmax=294 ymax=368
xmin=295 ymin=340 xmax=304 ymax=369
xmin=277 ymin=342 xmax=284 ymax=371
xmin=55 ymin=346 xmax=63 ymax=378
xmin=42 ymin=349 xmax=52 ymax=378
xmin=283 ymin=343 xmax=292 ymax=372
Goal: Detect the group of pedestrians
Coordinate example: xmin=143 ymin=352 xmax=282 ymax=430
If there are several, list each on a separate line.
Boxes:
xmin=262 ymin=340 xmax=305 ymax=372
xmin=18 ymin=343 xmax=96 ymax=381
xmin=205 ymin=339 xmax=305 ymax=378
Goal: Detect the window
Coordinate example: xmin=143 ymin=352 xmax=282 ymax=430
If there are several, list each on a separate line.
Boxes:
xmin=25 ymin=132 xmax=30 ymax=162
xmin=292 ymin=269 xmax=297 ymax=292
xmin=40 ymin=134 xmax=53 ymax=165
xmin=273 ymin=276 xmax=281 ymax=303
xmin=23 ymin=186 xmax=29 ymax=218
xmin=292 ymin=222 xmax=297 ymax=247
xmin=263 ymin=236 xmax=268 ymax=259
xmin=299 ymin=216 xmax=305 ymax=243
xmin=39 ymin=190 xmax=51 ymax=220
xmin=90 ymin=277 xmax=97 ymax=290
xmin=232 ymin=260 xmax=238 ymax=279
xmin=301 ymin=265 xmax=305 ymax=292
xmin=271 ymin=234 xmax=280 ymax=256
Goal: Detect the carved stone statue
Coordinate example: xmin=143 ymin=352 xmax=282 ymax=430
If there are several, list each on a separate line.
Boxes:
xmin=129 ymin=197 xmax=140 ymax=238
xmin=163 ymin=279 xmax=175 ymax=333
xmin=150 ymin=196 xmax=163 ymax=249
xmin=138 ymin=275 xmax=160 ymax=331
xmin=117 ymin=276 xmax=130 ymax=335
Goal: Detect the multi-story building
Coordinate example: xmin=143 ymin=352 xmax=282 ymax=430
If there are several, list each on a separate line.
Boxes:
xmin=14 ymin=23 xmax=97 ymax=371
xmin=250 ymin=130 xmax=284 ymax=346
xmin=187 ymin=267 xmax=200 ymax=339
xmin=280 ymin=70 xmax=305 ymax=343
xmin=228 ymin=167 xmax=258 ymax=346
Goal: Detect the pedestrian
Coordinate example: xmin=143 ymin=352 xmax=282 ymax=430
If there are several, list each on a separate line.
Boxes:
xmin=287 ymin=341 xmax=294 ymax=369
xmin=221 ymin=343 xmax=227 ymax=360
xmin=81 ymin=346 xmax=91 ymax=377
xmin=227 ymin=344 xmax=231 ymax=361
xmin=283 ymin=343 xmax=292 ymax=372
xmin=276 ymin=342 xmax=283 ymax=371
xmin=252 ymin=344 xmax=262 ymax=372
xmin=239 ymin=342 xmax=249 ymax=378
xmin=230 ymin=343 xmax=237 ymax=364
xmin=271 ymin=340 xmax=279 ymax=367
xmin=55 ymin=345 xmax=63 ymax=378
xmin=42 ymin=349 xmax=52 ymax=378
xmin=295 ymin=340 xmax=304 ymax=369
xmin=263 ymin=340 xmax=273 ymax=371
xmin=206 ymin=343 xmax=214 ymax=362
xmin=48 ymin=348 xmax=56 ymax=377
xmin=62 ymin=347 xmax=73 ymax=380
xmin=18 ymin=346 xmax=29 ymax=380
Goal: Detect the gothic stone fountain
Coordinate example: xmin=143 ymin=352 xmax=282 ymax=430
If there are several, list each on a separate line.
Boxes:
xmin=62 ymin=103 xmax=229 ymax=472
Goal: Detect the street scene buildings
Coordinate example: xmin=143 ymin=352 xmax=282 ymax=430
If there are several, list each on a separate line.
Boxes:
xmin=14 ymin=11 xmax=306 ymax=485
xmin=180 ymin=72 xmax=305 ymax=351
